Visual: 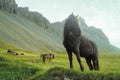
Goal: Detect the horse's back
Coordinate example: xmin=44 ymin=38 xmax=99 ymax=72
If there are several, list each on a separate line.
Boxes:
xmin=80 ymin=36 xmax=98 ymax=57
xmin=90 ymin=41 xmax=98 ymax=55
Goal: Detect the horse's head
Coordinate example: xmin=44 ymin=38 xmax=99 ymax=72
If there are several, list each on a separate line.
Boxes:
xmin=65 ymin=13 xmax=80 ymax=26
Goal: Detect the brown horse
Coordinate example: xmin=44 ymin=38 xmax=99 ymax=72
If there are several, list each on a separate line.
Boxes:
xmin=40 ymin=53 xmax=55 ymax=63
xmin=63 ymin=13 xmax=99 ymax=71
xmin=80 ymin=36 xmax=99 ymax=70
xmin=7 ymin=49 xmax=18 ymax=55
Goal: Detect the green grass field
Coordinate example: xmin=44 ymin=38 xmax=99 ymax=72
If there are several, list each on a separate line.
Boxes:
xmin=0 ymin=48 xmax=120 ymax=80
xmin=0 ymin=6 xmax=120 ymax=80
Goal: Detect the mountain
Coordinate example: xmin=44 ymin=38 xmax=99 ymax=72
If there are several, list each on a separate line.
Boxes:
xmin=0 ymin=0 xmax=52 ymax=30
xmin=52 ymin=17 xmax=120 ymax=53
xmin=0 ymin=10 xmax=64 ymax=52
xmin=0 ymin=0 xmax=120 ymax=53
xmin=0 ymin=0 xmax=64 ymax=52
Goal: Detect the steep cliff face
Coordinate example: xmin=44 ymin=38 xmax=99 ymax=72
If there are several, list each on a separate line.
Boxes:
xmin=17 ymin=7 xmax=52 ymax=30
xmin=0 ymin=0 xmax=52 ymax=30
xmin=0 ymin=0 xmax=18 ymax=14
xmin=79 ymin=17 xmax=110 ymax=45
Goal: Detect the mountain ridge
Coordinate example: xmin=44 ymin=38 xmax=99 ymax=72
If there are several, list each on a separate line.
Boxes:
xmin=0 ymin=0 xmax=120 ymax=53
xmin=52 ymin=18 xmax=120 ymax=53
xmin=0 ymin=10 xmax=63 ymax=52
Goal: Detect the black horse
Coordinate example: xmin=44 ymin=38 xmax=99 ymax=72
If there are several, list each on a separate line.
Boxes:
xmin=63 ymin=13 xmax=83 ymax=71
xmin=63 ymin=13 xmax=99 ymax=71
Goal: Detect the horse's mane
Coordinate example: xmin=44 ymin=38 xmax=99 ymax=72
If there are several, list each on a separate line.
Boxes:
xmin=64 ymin=13 xmax=81 ymax=40
xmin=65 ymin=13 xmax=79 ymax=26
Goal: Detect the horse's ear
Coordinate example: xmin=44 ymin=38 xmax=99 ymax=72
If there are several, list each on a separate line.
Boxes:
xmin=71 ymin=12 xmax=73 ymax=15
xmin=76 ymin=15 xmax=79 ymax=18
xmin=70 ymin=12 xmax=74 ymax=17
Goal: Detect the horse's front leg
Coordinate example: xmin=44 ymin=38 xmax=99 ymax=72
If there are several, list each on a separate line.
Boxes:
xmin=42 ymin=56 xmax=46 ymax=64
xmin=66 ymin=49 xmax=73 ymax=69
xmin=74 ymin=47 xmax=84 ymax=71
xmin=76 ymin=53 xmax=84 ymax=71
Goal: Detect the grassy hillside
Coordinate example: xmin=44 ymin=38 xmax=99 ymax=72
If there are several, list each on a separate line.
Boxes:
xmin=0 ymin=10 xmax=64 ymax=52
xmin=0 ymin=48 xmax=120 ymax=80
xmin=0 ymin=39 xmax=120 ymax=80
xmin=0 ymin=40 xmax=19 ymax=50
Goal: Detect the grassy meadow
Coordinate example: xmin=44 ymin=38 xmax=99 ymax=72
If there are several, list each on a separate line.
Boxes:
xmin=0 ymin=5 xmax=120 ymax=80
xmin=0 ymin=48 xmax=120 ymax=80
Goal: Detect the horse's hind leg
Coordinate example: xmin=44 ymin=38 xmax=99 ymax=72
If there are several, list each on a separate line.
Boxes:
xmin=93 ymin=59 xmax=99 ymax=70
xmin=96 ymin=59 xmax=99 ymax=70
xmin=92 ymin=55 xmax=99 ymax=70
xmin=96 ymin=55 xmax=99 ymax=70
xmin=66 ymin=49 xmax=73 ymax=69
xmin=42 ymin=56 xmax=46 ymax=64
xmin=85 ymin=57 xmax=93 ymax=70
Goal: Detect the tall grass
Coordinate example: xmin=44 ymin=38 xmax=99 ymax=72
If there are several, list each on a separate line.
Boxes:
xmin=0 ymin=55 xmax=39 ymax=80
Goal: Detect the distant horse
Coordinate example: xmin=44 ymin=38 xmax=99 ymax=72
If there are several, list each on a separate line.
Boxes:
xmin=63 ymin=13 xmax=99 ymax=71
xmin=40 ymin=53 xmax=55 ymax=63
xmin=7 ymin=49 xmax=14 ymax=53
xmin=7 ymin=49 xmax=18 ymax=55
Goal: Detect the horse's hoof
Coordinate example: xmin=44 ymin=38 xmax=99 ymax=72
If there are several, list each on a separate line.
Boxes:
xmin=81 ymin=67 xmax=84 ymax=71
xmin=81 ymin=69 xmax=84 ymax=71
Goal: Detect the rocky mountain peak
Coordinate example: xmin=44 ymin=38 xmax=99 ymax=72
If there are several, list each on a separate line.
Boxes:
xmin=0 ymin=0 xmax=18 ymax=14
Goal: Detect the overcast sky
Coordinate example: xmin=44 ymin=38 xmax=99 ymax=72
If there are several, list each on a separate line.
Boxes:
xmin=16 ymin=0 xmax=120 ymax=48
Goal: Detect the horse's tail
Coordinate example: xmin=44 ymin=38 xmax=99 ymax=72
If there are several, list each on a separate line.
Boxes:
xmin=91 ymin=41 xmax=99 ymax=70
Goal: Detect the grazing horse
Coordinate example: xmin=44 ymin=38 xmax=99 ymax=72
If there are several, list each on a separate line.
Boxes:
xmin=63 ymin=13 xmax=99 ymax=71
xmin=40 ymin=53 xmax=55 ymax=63
xmin=7 ymin=49 xmax=15 ymax=54
xmin=48 ymin=53 xmax=55 ymax=61
xmin=80 ymin=36 xmax=99 ymax=70
xmin=7 ymin=49 xmax=18 ymax=55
